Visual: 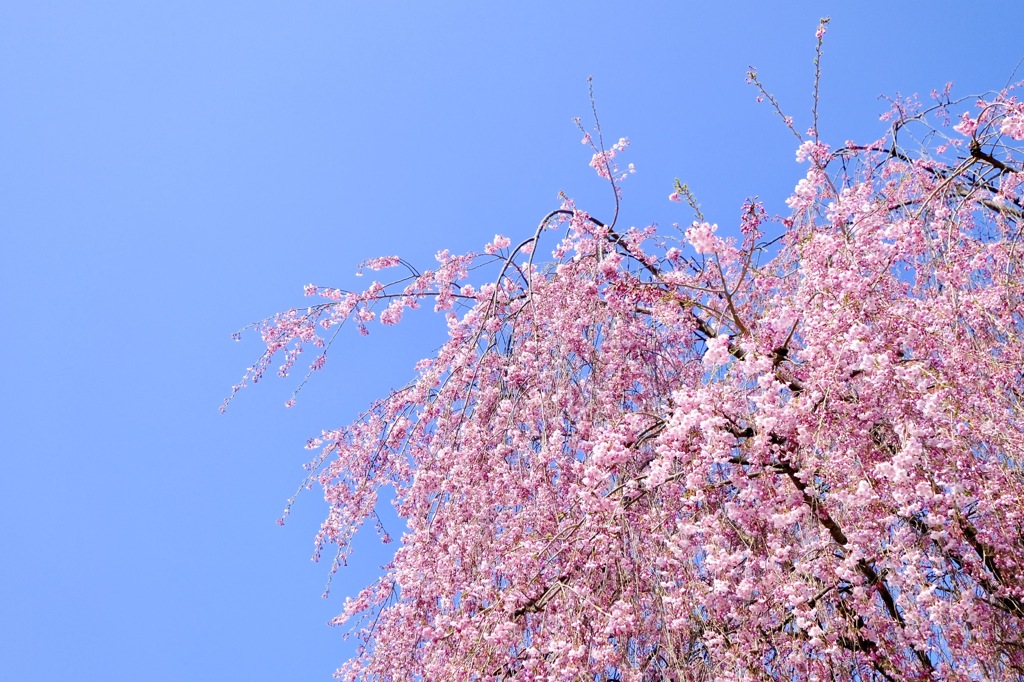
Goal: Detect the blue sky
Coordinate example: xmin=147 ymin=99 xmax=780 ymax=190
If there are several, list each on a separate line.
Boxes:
xmin=2 ymin=3 xmax=1020 ymax=680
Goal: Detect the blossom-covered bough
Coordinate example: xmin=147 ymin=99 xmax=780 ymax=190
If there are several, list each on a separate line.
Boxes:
xmin=227 ymin=26 xmax=1024 ymax=682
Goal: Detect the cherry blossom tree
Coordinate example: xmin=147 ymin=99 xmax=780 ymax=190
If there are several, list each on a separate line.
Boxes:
xmin=227 ymin=25 xmax=1024 ymax=681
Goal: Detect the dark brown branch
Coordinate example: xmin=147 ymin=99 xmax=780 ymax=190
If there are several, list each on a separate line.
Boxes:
xmin=512 ymin=575 xmax=569 ymax=619
xmin=730 ymin=427 xmax=935 ymax=673
xmin=970 ymin=139 xmax=1019 ymax=174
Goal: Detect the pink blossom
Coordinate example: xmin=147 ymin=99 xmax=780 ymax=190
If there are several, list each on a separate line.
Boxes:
xmin=379 ymin=299 xmax=404 ymax=326
xmin=702 ymin=334 xmax=732 ymax=366
xmin=361 ymin=255 xmax=402 ymax=271
xmin=685 ymin=221 xmax=719 ymax=253
xmin=953 ymin=111 xmax=977 ymax=137
xmin=484 ymin=234 xmax=512 ymax=254
xmin=588 ymin=137 xmax=631 ymax=181
xmin=1001 ymin=110 xmax=1024 ymax=140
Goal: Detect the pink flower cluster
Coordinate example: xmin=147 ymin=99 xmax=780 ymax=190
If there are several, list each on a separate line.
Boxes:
xmin=230 ymin=82 xmax=1024 ymax=680
xmin=484 ymin=234 xmax=511 ymax=255
xmin=589 ymin=137 xmax=633 ymax=182
xmin=685 ymin=221 xmax=721 ymax=254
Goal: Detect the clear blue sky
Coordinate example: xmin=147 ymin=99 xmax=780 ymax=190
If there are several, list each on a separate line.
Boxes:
xmin=2 ymin=3 xmax=1019 ymax=680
